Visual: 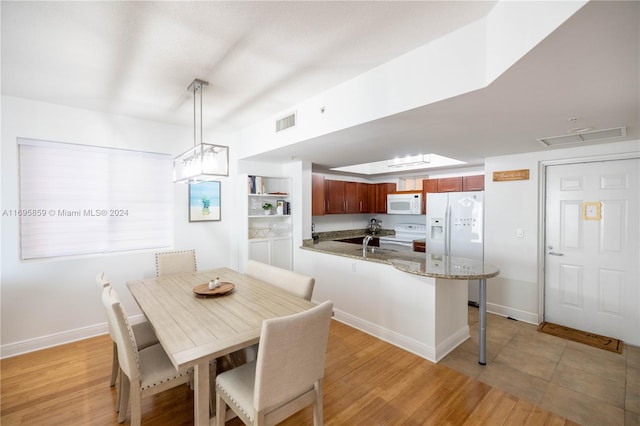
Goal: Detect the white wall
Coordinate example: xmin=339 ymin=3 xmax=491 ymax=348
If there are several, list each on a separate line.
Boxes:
xmin=0 ymin=96 xmax=236 ymax=357
xmin=484 ymin=140 xmax=640 ymax=324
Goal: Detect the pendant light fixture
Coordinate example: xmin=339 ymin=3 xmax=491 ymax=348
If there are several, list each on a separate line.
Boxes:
xmin=173 ymin=79 xmax=229 ymax=183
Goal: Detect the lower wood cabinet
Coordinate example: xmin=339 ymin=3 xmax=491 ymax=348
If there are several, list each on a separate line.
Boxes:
xmin=413 ymin=240 xmax=426 ymax=252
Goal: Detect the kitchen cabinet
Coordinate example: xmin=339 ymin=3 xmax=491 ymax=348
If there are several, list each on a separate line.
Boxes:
xmin=344 ymin=182 xmax=370 ymax=213
xmin=248 ymin=236 xmax=292 ymax=270
xmin=312 ymin=176 xmax=394 ymax=215
xmin=421 ymin=179 xmax=438 ymax=214
xmin=422 ymin=175 xmax=484 ymax=213
xmin=247 ymin=175 xmax=292 ymax=269
xmin=463 ymin=175 xmax=485 ymax=191
xmin=375 ymin=183 xmax=396 ymax=213
xmin=413 ymin=240 xmax=426 ymax=252
xmin=318 ymin=176 xmax=372 ymax=216
xmin=436 ymin=177 xmax=463 ymax=192
xmin=357 ymin=183 xmax=370 ymax=212
xmin=344 ymin=182 xmax=359 ymax=213
xmin=324 ymin=179 xmax=347 ymax=214
xmin=312 ymin=174 xmax=325 ymax=216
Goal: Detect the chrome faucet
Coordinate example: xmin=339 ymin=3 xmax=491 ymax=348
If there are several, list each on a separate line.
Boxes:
xmin=362 ymin=235 xmax=373 ymax=256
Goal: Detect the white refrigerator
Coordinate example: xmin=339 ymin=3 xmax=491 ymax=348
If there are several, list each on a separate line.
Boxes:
xmin=426 ymin=191 xmax=484 ymax=303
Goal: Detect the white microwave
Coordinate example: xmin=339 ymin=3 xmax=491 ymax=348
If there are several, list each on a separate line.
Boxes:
xmin=387 ymin=193 xmax=422 ymax=215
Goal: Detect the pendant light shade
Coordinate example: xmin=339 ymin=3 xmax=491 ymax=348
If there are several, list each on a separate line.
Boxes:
xmin=173 ymin=79 xmax=229 ymax=183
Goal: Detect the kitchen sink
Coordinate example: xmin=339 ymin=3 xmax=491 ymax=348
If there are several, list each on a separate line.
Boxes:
xmin=335 ymin=236 xmax=380 ymax=246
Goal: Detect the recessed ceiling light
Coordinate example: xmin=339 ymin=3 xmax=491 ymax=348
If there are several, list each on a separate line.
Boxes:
xmin=331 ymin=153 xmax=465 ymax=175
xmin=387 ymin=154 xmax=430 ymax=167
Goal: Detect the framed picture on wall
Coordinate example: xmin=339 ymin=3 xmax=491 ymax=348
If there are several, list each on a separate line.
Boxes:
xmin=189 ymin=181 xmax=221 ymax=222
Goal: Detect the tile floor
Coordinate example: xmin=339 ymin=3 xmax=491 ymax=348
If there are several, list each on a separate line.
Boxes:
xmin=440 ymin=307 xmax=640 ymax=426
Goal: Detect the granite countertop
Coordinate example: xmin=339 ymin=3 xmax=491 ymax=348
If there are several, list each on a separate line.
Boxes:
xmin=301 ymin=239 xmax=499 ymax=280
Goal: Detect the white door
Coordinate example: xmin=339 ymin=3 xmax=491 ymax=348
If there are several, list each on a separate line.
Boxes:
xmin=544 ymin=158 xmax=639 ymax=345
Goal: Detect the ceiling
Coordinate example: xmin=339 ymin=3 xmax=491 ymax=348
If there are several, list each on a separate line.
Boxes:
xmin=2 ymin=1 xmax=638 ymax=175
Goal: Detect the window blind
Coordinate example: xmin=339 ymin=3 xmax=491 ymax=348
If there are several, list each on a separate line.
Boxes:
xmin=18 ymin=138 xmax=173 ymax=260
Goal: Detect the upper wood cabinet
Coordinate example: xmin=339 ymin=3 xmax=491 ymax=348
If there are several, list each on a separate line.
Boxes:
xmin=344 ymin=182 xmax=360 ymax=213
xmin=421 ymin=179 xmax=438 ymax=214
xmin=323 ymin=181 xmax=371 ymax=214
xmin=436 ymin=177 xmax=463 ymax=192
xmin=422 ymin=175 xmax=484 ymax=213
xmin=324 ymin=179 xmax=347 ymax=214
xmin=313 ymin=174 xmax=483 ymax=216
xmin=357 ymin=183 xmax=370 ymax=213
xmin=463 ymin=175 xmax=485 ymax=191
xmin=311 ymin=175 xmax=395 ymax=215
xmin=312 ymin=174 xmax=325 ymax=216
xmin=375 ymin=183 xmax=396 ymax=213
xmin=368 ymin=184 xmax=378 ymax=213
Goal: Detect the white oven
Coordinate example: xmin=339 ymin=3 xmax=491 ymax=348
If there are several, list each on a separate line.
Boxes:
xmin=378 ymin=223 xmax=427 ymax=251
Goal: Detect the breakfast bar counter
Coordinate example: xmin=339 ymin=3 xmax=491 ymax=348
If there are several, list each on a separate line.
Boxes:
xmin=302 ymin=240 xmax=499 ymax=280
xmin=300 ymin=239 xmax=499 ymax=364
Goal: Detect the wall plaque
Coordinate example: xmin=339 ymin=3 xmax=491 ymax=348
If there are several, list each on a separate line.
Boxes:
xmin=493 ymin=169 xmax=530 ymax=182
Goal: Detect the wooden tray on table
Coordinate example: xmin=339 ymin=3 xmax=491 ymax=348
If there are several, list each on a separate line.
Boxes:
xmin=193 ymin=282 xmax=235 ymax=297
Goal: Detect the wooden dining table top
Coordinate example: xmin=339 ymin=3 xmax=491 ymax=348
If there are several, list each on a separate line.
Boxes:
xmin=126 ymin=267 xmax=316 ymax=370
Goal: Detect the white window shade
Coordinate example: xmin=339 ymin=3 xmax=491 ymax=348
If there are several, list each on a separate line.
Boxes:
xmin=18 ymin=138 xmax=173 ymax=260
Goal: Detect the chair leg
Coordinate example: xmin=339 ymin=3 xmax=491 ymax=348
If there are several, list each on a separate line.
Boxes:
xmin=313 ymin=379 xmax=323 ymax=426
xmin=130 ymin=384 xmax=142 ymax=426
xmin=110 ymin=342 xmax=119 ymax=386
xmin=116 ymin=370 xmax=122 ymax=412
xmin=118 ymin=375 xmax=130 ymax=424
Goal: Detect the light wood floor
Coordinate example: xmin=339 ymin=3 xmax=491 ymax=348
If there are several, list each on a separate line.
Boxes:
xmin=1 ymin=320 xmax=578 ymax=425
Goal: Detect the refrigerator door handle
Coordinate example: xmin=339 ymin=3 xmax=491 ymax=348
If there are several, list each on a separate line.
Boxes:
xmin=445 ymin=203 xmax=451 ymax=256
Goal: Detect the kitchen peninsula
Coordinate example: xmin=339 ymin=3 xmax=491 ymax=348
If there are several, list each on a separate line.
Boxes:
xmin=300 ymin=236 xmax=499 ymax=363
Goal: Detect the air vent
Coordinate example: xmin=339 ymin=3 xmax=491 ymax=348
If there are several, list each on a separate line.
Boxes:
xmin=538 ymin=127 xmax=626 ymax=147
xmin=275 ymin=112 xmax=296 ymax=132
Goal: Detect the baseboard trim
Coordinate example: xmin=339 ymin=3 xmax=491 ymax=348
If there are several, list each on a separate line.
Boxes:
xmin=486 ymin=302 xmax=538 ymax=325
xmin=1 ymin=314 xmax=147 ymax=359
xmin=332 ymin=308 xmax=437 ymax=362
xmin=434 ymin=325 xmax=470 ymax=362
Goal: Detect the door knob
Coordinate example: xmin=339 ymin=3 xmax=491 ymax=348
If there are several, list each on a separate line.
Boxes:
xmin=547 ymin=245 xmax=564 ymax=256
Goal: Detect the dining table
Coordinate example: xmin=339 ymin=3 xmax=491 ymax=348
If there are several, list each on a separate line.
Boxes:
xmin=126 ymin=267 xmax=316 ymax=426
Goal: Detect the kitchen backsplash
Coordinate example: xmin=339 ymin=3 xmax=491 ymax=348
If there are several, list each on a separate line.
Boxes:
xmin=312 ymin=213 xmax=425 ymax=232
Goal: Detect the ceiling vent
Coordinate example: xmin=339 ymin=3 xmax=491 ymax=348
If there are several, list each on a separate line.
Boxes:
xmin=275 ymin=112 xmax=296 ymax=133
xmin=538 ymin=127 xmax=626 ymax=147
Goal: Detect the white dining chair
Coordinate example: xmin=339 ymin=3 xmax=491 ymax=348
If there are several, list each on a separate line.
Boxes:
xmin=215 ymin=300 xmax=333 ymax=426
xmin=101 ymin=285 xmax=193 ymax=425
xmin=95 ymin=272 xmax=159 ymax=412
xmin=155 ymin=249 xmax=197 ymax=277
xmin=245 ymin=260 xmax=315 ymax=301
xmin=233 ymin=261 xmax=317 ymax=367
